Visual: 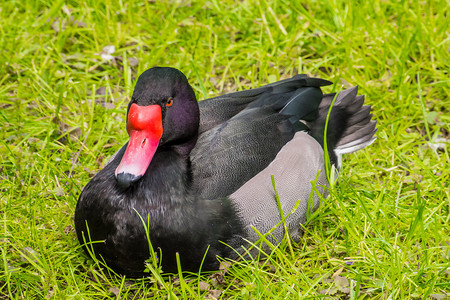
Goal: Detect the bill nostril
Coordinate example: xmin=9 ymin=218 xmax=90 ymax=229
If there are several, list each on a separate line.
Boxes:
xmin=141 ymin=138 xmax=146 ymax=147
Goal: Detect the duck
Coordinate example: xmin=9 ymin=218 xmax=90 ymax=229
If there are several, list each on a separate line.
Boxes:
xmin=75 ymin=67 xmax=376 ymax=277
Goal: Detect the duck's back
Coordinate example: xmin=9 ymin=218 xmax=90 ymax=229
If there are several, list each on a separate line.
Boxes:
xmin=192 ymin=76 xmax=331 ymax=200
xmin=197 ymin=75 xmax=331 ymax=134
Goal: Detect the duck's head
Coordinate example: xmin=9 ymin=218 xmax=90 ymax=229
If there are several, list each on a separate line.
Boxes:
xmin=114 ymin=67 xmax=199 ymax=189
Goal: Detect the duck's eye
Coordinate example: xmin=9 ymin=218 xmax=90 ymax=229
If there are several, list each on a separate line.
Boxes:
xmin=166 ymin=98 xmax=174 ymax=107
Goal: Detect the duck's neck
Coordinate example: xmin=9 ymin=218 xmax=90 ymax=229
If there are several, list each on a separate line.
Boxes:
xmin=170 ymin=136 xmax=198 ymax=159
xmin=135 ymin=145 xmax=193 ymax=207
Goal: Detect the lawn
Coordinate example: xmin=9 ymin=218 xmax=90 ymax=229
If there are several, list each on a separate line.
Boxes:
xmin=1 ymin=0 xmax=449 ymax=298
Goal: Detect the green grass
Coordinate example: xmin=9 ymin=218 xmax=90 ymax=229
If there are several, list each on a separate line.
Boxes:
xmin=1 ymin=0 xmax=449 ymax=298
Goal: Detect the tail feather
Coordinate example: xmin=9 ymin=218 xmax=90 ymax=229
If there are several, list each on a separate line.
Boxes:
xmin=339 ymin=114 xmax=374 ymax=140
xmin=309 ymin=85 xmax=376 ymax=167
xmin=346 ymin=106 xmax=372 ymax=127
xmin=337 ymin=121 xmax=377 ymax=150
xmin=336 ymin=135 xmax=376 ymax=155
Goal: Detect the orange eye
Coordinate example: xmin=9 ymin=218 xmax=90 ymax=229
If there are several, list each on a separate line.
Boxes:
xmin=166 ymin=98 xmax=173 ymax=107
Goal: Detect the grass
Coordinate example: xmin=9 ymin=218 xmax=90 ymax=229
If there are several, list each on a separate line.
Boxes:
xmin=1 ymin=0 xmax=449 ymax=298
